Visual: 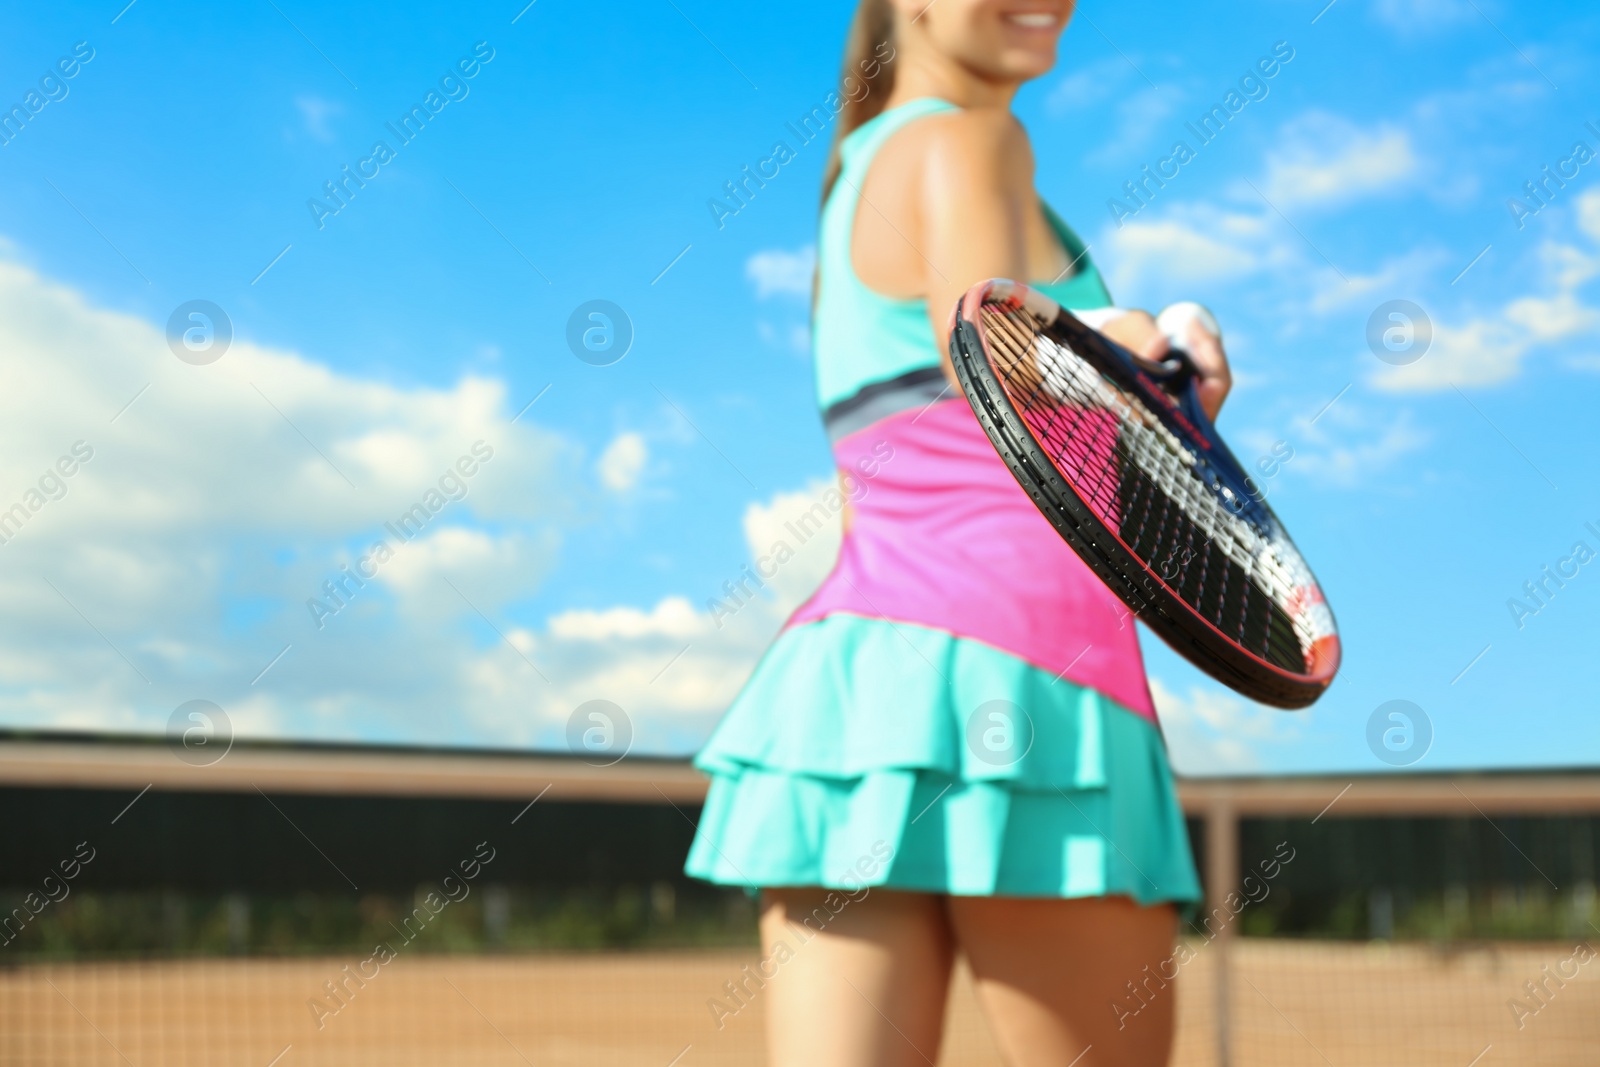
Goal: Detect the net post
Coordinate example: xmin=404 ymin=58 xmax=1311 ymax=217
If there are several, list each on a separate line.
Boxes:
xmin=1205 ymin=798 xmax=1238 ymax=1067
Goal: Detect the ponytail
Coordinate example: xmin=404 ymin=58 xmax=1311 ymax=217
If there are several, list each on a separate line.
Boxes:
xmin=819 ymin=0 xmax=897 ymax=211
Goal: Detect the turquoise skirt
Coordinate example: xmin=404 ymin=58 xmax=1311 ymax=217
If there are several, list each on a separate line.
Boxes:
xmin=685 ymin=615 xmax=1201 ymax=904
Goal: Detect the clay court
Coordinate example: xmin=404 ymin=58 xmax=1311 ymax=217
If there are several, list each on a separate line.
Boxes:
xmin=5 ymin=939 xmax=1596 ymax=1066
xmin=4 ymin=750 xmax=1599 ymax=1065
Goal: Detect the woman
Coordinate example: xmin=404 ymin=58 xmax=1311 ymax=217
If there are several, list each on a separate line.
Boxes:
xmin=686 ymin=1 xmax=1232 ymax=1064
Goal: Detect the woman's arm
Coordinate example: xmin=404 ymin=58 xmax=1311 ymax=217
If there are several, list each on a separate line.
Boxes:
xmin=913 ymin=107 xmax=1036 ymax=386
xmin=912 ymin=111 xmax=1232 ymax=420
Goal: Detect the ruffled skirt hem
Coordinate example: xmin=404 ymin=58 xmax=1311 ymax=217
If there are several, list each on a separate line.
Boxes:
xmin=685 ymin=763 xmax=1200 ymax=904
xmin=684 ymin=615 xmax=1199 ymax=903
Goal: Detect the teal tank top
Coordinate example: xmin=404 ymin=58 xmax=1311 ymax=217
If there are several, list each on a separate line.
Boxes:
xmin=813 ymin=97 xmax=1112 ymax=441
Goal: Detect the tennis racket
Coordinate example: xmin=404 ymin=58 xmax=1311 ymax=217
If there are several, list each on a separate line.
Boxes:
xmin=947 ymin=279 xmax=1339 ymax=709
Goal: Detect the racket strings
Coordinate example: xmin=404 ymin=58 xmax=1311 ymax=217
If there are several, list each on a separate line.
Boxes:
xmin=984 ymin=314 xmax=1128 ymax=519
xmin=978 ymin=304 xmax=1319 ymax=673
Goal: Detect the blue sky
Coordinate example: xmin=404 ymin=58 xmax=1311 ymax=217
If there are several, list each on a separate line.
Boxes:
xmin=0 ymin=0 xmax=1596 ymax=775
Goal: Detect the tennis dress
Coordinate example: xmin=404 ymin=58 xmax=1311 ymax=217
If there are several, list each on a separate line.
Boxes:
xmin=685 ymin=98 xmax=1201 ymax=905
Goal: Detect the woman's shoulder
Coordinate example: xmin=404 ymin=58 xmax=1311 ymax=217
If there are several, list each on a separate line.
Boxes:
xmin=878 ymin=103 xmax=1034 ymax=192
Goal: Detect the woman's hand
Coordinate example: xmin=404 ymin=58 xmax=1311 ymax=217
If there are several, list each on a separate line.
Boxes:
xmin=1101 ymin=308 xmax=1232 ymax=422
xmin=1099 ymin=309 xmax=1168 ymax=363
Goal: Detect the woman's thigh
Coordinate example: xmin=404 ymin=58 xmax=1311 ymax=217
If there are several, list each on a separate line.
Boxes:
xmin=760 ymin=886 xmax=956 ymax=1067
xmin=946 ymin=894 xmax=1180 ymax=1067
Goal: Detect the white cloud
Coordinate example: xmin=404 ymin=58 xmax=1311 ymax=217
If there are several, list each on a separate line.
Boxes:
xmin=378 ymin=526 xmax=553 ymax=608
xmin=1565 ymin=352 xmax=1600 ymax=372
xmin=1381 ymin=317 xmax=1519 ymax=390
xmin=597 ymin=431 xmax=648 ymax=492
xmin=0 ymin=253 xmax=590 ymax=748
xmin=1257 ymin=113 xmax=1418 ymax=211
xmin=1104 ymin=113 xmax=1426 ymax=301
xmin=1306 ymin=246 xmax=1453 ymax=316
xmin=1151 ymin=677 xmax=1307 ymax=776
xmin=508 ymin=479 xmax=844 ymax=750
xmin=1540 ymin=241 xmax=1600 ymax=292
xmin=735 ymin=479 xmax=843 ymax=607
xmin=1044 ymin=56 xmax=1130 ymax=117
xmin=0 ymin=247 xmax=870 ymax=758
xmin=1579 ymin=190 xmax=1600 ymax=243
xmin=745 ymin=245 xmax=815 ymax=299
xmin=747 ymin=247 xmax=813 ymax=354
xmin=1505 ymin=289 xmax=1600 ymax=342
xmin=0 ymin=270 xmax=574 ymax=538
xmin=1370 ymin=0 xmax=1475 ymax=34
xmin=1374 ymin=189 xmax=1600 ymax=391
xmin=549 ymin=597 xmax=707 ymax=642
xmin=1101 ymin=209 xmax=1271 ymax=295
xmin=294 ymin=96 xmax=342 ymax=143
xmin=1098 ymin=122 xmax=1597 ymax=396
xmin=757 ymin=319 xmax=811 ymax=355
xmin=1086 ymin=87 xmax=1177 ymax=166
xmin=1283 ymin=405 xmax=1430 ymax=488
xmin=0 ymin=248 xmax=847 ymax=758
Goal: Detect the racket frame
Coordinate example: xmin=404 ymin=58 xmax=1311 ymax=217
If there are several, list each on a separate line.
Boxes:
xmin=948 ymin=279 xmax=1340 ymax=710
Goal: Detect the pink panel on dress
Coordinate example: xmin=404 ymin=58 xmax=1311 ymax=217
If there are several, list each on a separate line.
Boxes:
xmin=787 ymin=398 xmax=1157 ymax=721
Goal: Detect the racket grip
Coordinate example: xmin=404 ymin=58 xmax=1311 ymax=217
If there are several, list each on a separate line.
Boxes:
xmin=1156 ymin=301 xmax=1222 ymax=352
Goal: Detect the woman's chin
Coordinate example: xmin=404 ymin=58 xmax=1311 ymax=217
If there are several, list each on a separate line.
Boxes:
xmin=995 ymin=49 xmax=1058 ymax=81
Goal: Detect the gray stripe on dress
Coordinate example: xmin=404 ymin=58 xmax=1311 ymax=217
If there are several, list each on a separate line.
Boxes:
xmin=824 ymin=377 xmax=955 ymax=443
